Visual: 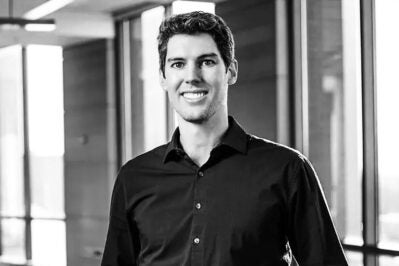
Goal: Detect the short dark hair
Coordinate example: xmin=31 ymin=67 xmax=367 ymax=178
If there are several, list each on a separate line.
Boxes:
xmin=157 ymin=11 xmax=235 ymax=77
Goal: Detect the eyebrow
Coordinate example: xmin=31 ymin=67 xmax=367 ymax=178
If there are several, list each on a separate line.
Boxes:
xmin=166 ymin=53 xmax=218 ymax=62
xmin=198 ymin=53 xmax=218 ymax=59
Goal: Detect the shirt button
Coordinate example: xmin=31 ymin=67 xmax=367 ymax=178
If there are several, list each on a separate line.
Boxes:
xmin=195 ymin=203 xmax=201 ymax=210
xmin=198 ymin=171 xmax=204 ymax=177
xmin=193 ymin=237 xmax=200 ymax=244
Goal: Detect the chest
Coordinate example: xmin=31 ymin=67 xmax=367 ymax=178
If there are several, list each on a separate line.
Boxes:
xmin=127 ymin=161 xmax=288 ymax=246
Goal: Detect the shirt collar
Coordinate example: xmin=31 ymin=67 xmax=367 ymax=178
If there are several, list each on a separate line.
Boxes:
xmin=163 ymin=116 xmax=248 ymax=163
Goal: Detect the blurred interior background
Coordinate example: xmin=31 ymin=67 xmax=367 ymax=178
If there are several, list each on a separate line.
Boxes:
xmin=0 ymin=0 xmax=398 ymax=265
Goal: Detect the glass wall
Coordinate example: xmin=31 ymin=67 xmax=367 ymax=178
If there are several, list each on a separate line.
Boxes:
xmin=298 ymin=0 xmax=399 ymax=264
xmin=375 ymin=0 xmax=399 ymax=255
xmin=26 ymin=45 xmax=66 ymax=266
xmin=141 ymin=6 xmax=168 ymax=152
xmin=0 ymin=45 xmax=26 ymax=264
xmin=304 ymin=0 xmax=363 ymax=248
xmin=0 ymin=45 xmax=65 ymax=266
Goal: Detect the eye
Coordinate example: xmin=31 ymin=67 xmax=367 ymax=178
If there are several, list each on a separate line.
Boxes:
xmin=201 ymin=59 xmax=216 ymax=67
xmin=171 ymin=62 xmax=184 ymax=69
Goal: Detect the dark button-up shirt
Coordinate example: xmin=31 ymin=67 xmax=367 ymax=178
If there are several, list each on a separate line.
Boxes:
xmin=101 ymin=117 xmax=348 ymax=266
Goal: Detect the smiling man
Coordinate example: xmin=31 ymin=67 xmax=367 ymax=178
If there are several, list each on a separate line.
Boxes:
xmin=101 ymin=11 xmax=348 ymax=266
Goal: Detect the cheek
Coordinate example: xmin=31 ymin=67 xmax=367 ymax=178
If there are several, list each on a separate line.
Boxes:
xmin=208 ymin=68 xmax=228 ymax=84
xmin=164 ymin=73 xmax=183 ymax=89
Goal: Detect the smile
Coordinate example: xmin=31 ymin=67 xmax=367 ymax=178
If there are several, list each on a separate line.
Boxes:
xmin=181 ymin=91 xmax=208 ymax=100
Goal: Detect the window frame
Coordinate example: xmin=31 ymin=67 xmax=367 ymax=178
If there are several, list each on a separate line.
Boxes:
xmin=290 ymin=0 xmax=399 ymax=265
xmin=0 ymin=46 xmax=66 ymax=266
xmin=0 ymin=46 xmax=32 ymax=265
xmin=114 ymin=4 xmax=174 ymax=166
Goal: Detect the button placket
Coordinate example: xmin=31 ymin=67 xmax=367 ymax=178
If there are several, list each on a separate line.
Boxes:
xmin=191 ymin=168 xmax=205 ymax=255
xmin=194 ymin=170 xmax=204 ymax=213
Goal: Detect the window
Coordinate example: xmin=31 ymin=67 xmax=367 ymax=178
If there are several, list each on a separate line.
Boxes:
xmin=375 ymin=0 xmax=399 ymax=260
xmin=0 ymin=45 xmax=65 ymax=266
xmin=0 ymin=45 xmax=25 ymax=265
xmin=292 ymin=0 xmax=399 ymax=265
xmin=296 ymin=0 xmax=363 ymax=264
xmin=115 ymin=1 xmax=215 ymax=164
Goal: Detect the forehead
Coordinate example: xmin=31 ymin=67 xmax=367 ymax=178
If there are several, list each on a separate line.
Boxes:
xmin=166 ymin=33 xmax=221 ymax=59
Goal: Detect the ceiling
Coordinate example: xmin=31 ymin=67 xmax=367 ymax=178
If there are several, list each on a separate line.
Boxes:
xmin=0 ymin=0 xmax=174 ymax=47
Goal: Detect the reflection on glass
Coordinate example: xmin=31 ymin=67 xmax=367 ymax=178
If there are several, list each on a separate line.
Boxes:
xmin=341 ymin=0 xmax=363 ymax=246
xmin=1 ymin=218 xmax=25 ymax=264
xmin=141 ymin=6 xmax=167 ymax=152
xmin=375 ymin=0 xmax=399 ymax=250
xmin=345 ymin=251 xmax=363 ymax=266
xmin=305 ymin=0 xmax=362 ymax=243
xmin=379 ymin=255 xmax=399 ymax=266
xmin=31 ymin=219 xmax=66 ymax=266
xmin=26 ymin=45 xmax=65 ymax=219
xmin=0 ymin=45 xmax=25 ymax=217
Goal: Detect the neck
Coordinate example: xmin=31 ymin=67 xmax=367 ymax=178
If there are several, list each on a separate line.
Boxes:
xmin=178 ymin=114 xmax=229 ymax=166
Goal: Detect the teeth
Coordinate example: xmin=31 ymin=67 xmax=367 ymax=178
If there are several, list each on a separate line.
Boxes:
xmin=182 ymin=92 xmax=206 ymax=99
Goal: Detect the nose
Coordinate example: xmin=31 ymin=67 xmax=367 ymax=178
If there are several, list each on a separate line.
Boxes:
xmin=185 ymin=63 xmax=201 ymax=84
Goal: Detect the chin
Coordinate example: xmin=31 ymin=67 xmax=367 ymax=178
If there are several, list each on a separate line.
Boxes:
xmin=180 ymin=111 xmax=213 ymax=124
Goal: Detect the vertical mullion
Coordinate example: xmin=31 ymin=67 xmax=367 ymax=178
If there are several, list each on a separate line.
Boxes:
xmin=275 ymin=0 xmax=290 ymax=147
xmin=292 ymin=0 xmax=309 ymax=156
xmin=114 ymin=21 xmax=123 ymax=170
xmin=360 ymin=0 xmax=378 ymax=265
xmin=299 ymin=0 xmax=309 ymax=157
xmin=21 ymin=47 xmax=32 ymax=261
xmin=121 ymin=20 xmax=133 ymax=164
xmin=129 ymin=17 xmax=145 ymax=158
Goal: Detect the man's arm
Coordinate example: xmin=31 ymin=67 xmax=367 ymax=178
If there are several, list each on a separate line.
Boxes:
xmin=287 ymin=156 xmax=348 ymax=266
xmin=102 ymin=169 xmax=139 ymax=266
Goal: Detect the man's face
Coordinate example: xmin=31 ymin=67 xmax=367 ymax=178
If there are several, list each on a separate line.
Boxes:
xmin=160 ymin=33 xmax=237 ymax=124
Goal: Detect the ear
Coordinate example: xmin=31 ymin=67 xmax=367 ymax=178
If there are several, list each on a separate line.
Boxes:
xmin=159 ymin=70 xmax=167 ymax=91
xmin=227 ymin=59 xmax=238 ymax=85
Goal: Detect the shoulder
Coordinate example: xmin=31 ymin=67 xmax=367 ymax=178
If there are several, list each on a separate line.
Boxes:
xmin=247 ymin=136 xmax=320 ymax=193
xmin=247 ymin=134 xmax=306 ymax=165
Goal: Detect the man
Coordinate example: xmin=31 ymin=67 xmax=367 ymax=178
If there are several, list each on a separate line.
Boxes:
xmin=102 ymin=11 xmax=348 ymax=266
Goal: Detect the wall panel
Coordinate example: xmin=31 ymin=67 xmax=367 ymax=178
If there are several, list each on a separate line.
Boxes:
xmin=63 ymin=39 xmax=117 ymax=266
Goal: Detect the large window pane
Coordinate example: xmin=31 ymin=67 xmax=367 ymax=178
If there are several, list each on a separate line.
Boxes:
xmin=26 ymin=45 xmax=65 ymax=219
xmin=345 ymin=251 xmax=363 ymax=266
xmin=141 ymin=6 xmax=168 ymax=152
xmin=379 ymin=255 xmax=399 ymax=266
xmin=375 ymin=0 xmax=399 ymax=250
xmin=305 ymin=0 xmax=363 ymax=244
xmin=31 ymin=219 xmax=66 ymax=266
xmin=123 ymin=5 xmax=167 ymax=160
xmin=0 ymin=218 xmax=25 ymax=264
xmin=0 ymin=45 xmax=25 ymax=217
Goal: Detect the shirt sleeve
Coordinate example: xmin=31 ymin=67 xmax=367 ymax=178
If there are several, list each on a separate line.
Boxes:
xmin=287 ymin=156 xmax=348 ymax=266
xmin=101 ymin=168 xmax=139 ymax=266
